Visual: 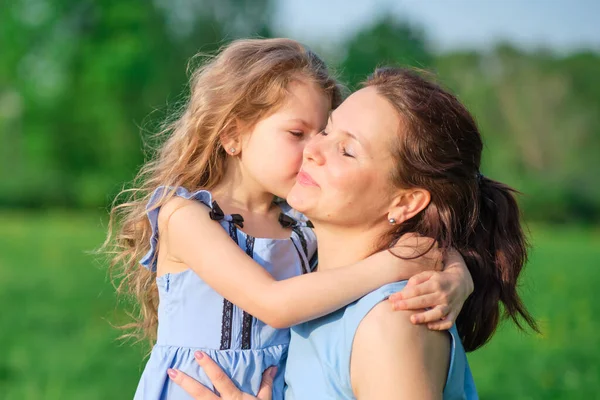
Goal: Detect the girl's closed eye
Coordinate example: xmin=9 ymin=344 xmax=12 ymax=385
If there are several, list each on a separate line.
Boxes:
xmin=289 ymin=130 xmax=304 ymax=138
xmin=319 ymin=129 xmax=329 ymax=136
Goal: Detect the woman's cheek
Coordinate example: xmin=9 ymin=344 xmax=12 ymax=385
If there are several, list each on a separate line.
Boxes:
xmin=328 ymin=163 xmax=359 ymax=191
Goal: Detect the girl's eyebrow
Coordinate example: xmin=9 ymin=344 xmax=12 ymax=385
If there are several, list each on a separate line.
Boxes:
xmin=287 ymin=118 xmax=311 ymax=128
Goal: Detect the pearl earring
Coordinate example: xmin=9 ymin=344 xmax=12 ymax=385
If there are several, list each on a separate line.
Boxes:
xmin=389 ymin=218 xmax=396 ymax=225
xmin=229 ymin=147 xmax=236 ymax=154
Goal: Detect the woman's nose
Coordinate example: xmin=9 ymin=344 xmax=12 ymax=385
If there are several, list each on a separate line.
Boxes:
xmin=303 ymin=135 xmax=325 ymax=165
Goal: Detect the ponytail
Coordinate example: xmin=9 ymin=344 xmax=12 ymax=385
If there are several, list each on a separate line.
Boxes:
xmin=457 ymin=176 xmax=539 ymax=351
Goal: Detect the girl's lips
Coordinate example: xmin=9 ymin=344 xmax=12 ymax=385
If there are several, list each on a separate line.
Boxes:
xmin=297 ymin=170 xmax=319 ymax=187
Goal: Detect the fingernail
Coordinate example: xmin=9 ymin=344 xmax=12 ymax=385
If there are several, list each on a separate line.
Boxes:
xmin=195 ymin=351 xmax=204 ymax=360
xmin=411 ymin=315 xmax=420 ymax=324
xmin=270 ymin=367 xmax=278 ymax=378
xmin=395 ymin=301 xmax=406 ymax=309
xmin=167 ymin=369 xmax=178 ymax=379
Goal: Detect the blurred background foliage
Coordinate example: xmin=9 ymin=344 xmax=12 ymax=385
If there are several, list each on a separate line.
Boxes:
xmin=2 ymin=1 xmax=599 ymax=223
xmin=1 ymin=0 xmax=599 ymax=399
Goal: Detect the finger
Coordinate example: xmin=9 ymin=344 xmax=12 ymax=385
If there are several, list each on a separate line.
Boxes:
xmin=410 ymin=305 xmax=450 ymax=324
xmin=392 ymin=293 xmax=443 ymax=311
xmin=256 ymin=367 xmax=277 ymax=400
xmin=168 ymin=368 xmax=219 ymax=399
xmin=427 ymin=319 xmax=454 ymax=331
xmin=389 ymin=276 xmax=439 ymax=303
xmin=388 ymin=271 xmax=435 ymax=302
xmin=194 ymin=351 xmax=238 ymax=397
xmin=438 ymin=310 xmax=458 ymax=325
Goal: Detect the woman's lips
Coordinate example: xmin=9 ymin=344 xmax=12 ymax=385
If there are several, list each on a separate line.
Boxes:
xmin=297 ymin=170 xmax=319 ymax=187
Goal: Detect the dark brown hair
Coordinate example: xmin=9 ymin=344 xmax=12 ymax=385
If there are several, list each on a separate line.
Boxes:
xmin=365 ymin=67 xmax=538 ymax=351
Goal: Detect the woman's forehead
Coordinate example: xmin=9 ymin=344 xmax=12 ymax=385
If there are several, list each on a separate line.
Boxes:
xmin=332 ymin=87 xmax=400 ymax=147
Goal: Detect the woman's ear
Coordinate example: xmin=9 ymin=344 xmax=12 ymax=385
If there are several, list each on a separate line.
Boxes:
xmin=387 ymin=188 xmax=431 ymax=225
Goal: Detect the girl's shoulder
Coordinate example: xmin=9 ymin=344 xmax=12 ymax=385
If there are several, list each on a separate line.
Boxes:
xmin=140 ymin=186 xmax=216 ymax=272
xmin=147 ymin=186 xmax=214 ymax=211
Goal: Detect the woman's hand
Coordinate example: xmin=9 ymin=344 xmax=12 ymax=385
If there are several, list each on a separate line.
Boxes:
xmin=168 ymin=351 xmax=276 ymax=400
xmin=388 ymin=248 xmax=473 ymax=330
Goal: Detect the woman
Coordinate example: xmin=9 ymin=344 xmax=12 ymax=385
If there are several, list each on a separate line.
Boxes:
xmin=168 ymin=67 xmax=537 ymax=399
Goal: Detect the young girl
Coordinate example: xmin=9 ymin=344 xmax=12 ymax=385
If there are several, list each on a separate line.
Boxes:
xmin=105 ymin=39 xmax=473 ymax=399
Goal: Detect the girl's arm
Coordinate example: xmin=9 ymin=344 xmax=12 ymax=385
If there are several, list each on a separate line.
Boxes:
xmin=161 ymin=198 xmax=438 ymax=329
xmin=350 ymin=304 xmax=448 ymax=399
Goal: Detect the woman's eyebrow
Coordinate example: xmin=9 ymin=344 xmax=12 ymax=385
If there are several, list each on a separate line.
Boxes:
xmin=330 ymin=114 xmax=365 ymax=147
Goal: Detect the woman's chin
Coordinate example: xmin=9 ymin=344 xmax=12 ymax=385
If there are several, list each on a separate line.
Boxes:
xmin=286 ymin=184 xmax=314 ymax=214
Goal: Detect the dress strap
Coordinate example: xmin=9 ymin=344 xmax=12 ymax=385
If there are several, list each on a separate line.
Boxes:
xmin=139 ymin=186 xmax=220 ymax=272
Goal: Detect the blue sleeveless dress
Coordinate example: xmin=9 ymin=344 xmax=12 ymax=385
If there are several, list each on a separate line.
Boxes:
xmin=284 ymin=281 xmax=478 ymax=399
xmin=133 ymin=187 xmax=317 ymax=400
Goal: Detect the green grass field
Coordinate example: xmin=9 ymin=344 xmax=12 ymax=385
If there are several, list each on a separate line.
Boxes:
xmin=0 ymin=212 xmax=598 ymax=399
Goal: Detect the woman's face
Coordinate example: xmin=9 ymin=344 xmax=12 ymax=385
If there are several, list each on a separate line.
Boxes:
xmin=287 ymin=86 xmax=401 ymax=228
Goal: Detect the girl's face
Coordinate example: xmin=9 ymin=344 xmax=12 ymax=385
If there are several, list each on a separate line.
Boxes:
xmin=287 ymin=86 xmax=401 ymax=228
xmin=237 ymin=79 xmax=330 ymax=198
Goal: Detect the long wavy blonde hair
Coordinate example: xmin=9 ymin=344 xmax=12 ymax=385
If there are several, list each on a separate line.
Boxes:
xmin=103 ymin=38 xmax=342 ymax=344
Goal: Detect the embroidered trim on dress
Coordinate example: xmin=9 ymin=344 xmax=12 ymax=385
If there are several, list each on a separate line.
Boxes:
xmin=291 ymin=238 xmax=310 ymax=275
xmin=309 ymin=250 xmax=319 ymax=272
xmin=241 ymin=235 xmax=256 ymax=350
xmin=219 ymin=222 xmax=239 ymax=350
xmin=292 ymin=226 xmax=309 ymax=257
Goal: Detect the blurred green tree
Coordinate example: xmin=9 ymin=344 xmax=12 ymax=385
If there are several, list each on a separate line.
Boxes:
xmin=435 ymin=44 xmax=600 ymax=223
xmin=0 ymin=0 xmax=272 ymax=208
xmin=339 ymin=16 xmax=433 ymax=89
xmin=1 ymin=4 xmax=599 ymax=223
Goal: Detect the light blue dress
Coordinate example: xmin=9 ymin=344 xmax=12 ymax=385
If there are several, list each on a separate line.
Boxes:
xmin=133 ymin=187 xmax=317 ymax=400
xmin=284 ymin=281 xmax=478 ymax=399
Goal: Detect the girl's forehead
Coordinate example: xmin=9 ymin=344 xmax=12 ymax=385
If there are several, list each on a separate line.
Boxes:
xmin=272 ymin=82 xmax=330 ymax=122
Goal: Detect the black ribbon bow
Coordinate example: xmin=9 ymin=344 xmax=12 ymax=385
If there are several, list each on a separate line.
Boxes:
xmin=278 ymin=213 xmax=315 ymax=229
xmin=209 ymin=201 xmax=244 ymax=228
xmin=278 ymin=213 xmax=297 ymax=229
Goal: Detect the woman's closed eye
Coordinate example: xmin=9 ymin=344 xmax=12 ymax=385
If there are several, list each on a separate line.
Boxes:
xmin=289 ymin=130 xmax=305 ymax=138
xmin=341 ymin=146 xmax=355 ymax=158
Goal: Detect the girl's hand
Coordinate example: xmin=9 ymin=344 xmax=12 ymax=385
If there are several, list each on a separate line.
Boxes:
xmin=388 ymin=249 xmax=473 ymax=330
xmin=168 ymin=351 xmax=276 ymax=400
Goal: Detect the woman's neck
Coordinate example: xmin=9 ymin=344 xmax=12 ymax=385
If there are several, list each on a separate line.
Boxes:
xmin=313 ymin=223 xmax=387 ymax=271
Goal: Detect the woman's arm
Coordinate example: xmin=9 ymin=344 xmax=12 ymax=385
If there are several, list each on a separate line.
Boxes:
xmin=350 ymin=304 xmax=450 ymax=399
xmin=160 ymin=198 xmax=438 ymax=329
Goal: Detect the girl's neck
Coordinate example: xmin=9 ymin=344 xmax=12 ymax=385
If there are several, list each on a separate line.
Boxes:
xmin=210 ymin=163 xmax=275 ymax=215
